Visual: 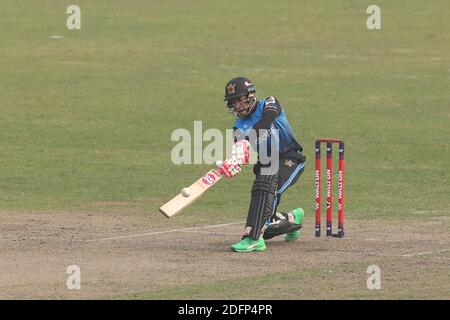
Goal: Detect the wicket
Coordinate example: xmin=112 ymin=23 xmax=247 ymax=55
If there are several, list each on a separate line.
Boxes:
xmin=315 ymin=139 xmax=345 ymax=238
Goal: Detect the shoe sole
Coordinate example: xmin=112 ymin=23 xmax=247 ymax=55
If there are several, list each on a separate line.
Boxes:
xmin=231 ymin=245 xmax=266 ymax=252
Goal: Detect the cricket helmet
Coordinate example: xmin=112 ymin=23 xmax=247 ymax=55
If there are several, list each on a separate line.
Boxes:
xmin=224 ymin=77 xmax=257 ymax=118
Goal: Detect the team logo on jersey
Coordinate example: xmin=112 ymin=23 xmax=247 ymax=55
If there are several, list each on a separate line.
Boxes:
xmin=284 ymin=159 xmax=294 ymax=168
xmin=265 ymin=96 xmax=275 ymax=104
xmin=264 ymin=96 xmax=277 ymax=111
xmin=227 ymin=83 xmax=236 ymax=95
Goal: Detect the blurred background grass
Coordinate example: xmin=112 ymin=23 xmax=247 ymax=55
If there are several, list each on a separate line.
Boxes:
xmin=0 ymin=0 xmax=449 ymax=222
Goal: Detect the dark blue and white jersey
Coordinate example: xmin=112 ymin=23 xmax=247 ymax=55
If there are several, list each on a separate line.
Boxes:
xmin=233 ymin=96 xmax=302 ymax=157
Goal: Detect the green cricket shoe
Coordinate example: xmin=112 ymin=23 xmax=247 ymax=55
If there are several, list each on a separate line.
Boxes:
xmin=231 ymin=236 xmax=266 ymax=252
xmin=285 ymin=208 xmax=305 ymax=242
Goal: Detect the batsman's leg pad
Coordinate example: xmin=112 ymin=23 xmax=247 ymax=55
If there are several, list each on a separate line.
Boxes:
xmin=244 ymin=174 xmax=278 ymax=240
xmin=263 ymin=211 xmax=301 ymax=240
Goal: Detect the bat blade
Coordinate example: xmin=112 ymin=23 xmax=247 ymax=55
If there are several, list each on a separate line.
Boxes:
xmin=159 ymin=169 xmax=223 ymax=218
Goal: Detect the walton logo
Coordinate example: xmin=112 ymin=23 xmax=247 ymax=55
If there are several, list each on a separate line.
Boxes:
xmin=227 ymin=83 xmax=236 ymax=95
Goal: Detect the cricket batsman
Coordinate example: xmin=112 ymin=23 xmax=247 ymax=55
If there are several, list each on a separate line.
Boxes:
xmin=217 ymin=77 xmax=307 ymax=252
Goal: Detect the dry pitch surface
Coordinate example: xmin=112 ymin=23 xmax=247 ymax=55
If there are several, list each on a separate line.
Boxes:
xmin=1 ymin=209 xmax=449 ymax=299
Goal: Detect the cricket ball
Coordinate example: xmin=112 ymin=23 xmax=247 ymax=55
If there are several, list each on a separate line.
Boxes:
xmin=181 ymin=187 xmax=191 ymax=197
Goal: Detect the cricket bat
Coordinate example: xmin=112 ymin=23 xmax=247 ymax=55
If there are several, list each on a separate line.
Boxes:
xmin=159 ymin=168 xmax=224 ymax=218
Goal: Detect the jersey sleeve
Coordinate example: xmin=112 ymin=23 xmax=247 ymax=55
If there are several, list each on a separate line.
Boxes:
xmin=252 ymin=96 xmax=282 ymax=132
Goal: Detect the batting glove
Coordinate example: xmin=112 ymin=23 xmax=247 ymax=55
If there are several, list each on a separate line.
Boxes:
xmin=216 ymin=159 xmax=242 ymax=178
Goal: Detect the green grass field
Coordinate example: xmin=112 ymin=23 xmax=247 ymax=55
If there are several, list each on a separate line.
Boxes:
xmin=0 ymin=0 xmax=449 ymax=300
